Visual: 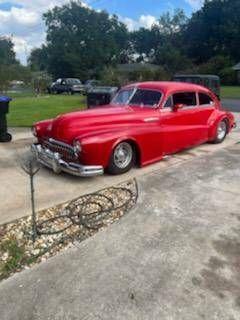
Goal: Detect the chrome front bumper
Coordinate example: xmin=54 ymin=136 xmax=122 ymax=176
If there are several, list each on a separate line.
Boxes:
xmin=31 ymin=144 xmax=104 ymax=177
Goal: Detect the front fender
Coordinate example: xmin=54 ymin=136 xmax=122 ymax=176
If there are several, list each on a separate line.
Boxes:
xmin=34 ymin=119 xmax=53 ymax=140
xmin=76 ymin=129 xmax=141 ymax=168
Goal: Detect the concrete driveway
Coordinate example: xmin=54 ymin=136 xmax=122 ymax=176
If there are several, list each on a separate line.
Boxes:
xmin=1 ymin=142 xmax=240 ymax=319
xmin=0 ymin=114 xmax=239 ymax=225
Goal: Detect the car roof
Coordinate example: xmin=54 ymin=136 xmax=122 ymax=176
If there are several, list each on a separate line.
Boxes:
xmin=65 ymin=78 xmax=80 ymax=80
xmin=174 ymin=74 xmax=219 ymax=80
xmin=123 ymin=81 xmax=213 ymax=96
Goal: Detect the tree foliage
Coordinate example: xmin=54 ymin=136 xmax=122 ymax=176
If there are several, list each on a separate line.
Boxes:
xmin=41 ymin=1 xmax=128 ymax=79
xmin=184 ymin=0 xmax=240 ymax=63
xmin=28 ymin=46 xmax=49 ymax=72
xmin=27 ymin=0 xmax=240 ymax=85
xmin=0 ymin=37 xmax=33 ymax=91
xmin=0 ymin=37 xmax=17 ymax=65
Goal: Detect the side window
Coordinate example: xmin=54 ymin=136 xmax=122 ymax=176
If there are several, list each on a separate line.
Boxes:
xmin=172 ymin=92 xmax=197 ymax=107
xmin=199 ymin=93 xmax=214 ymax=106
xmin=164 ymin=96 xmax=173 ymax=108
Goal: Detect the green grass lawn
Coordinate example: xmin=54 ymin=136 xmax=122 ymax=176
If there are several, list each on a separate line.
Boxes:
xmin=221 ymin=86 xmax=240 ymax=99
xmin=8 ymin=94 xmax=86 ymax=127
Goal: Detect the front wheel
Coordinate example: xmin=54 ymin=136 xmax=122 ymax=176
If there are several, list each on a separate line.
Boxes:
xmin=213 ymin=120 xmax=228 ymax=144
xmin=107 ymin=142 xmax=135 ymax=175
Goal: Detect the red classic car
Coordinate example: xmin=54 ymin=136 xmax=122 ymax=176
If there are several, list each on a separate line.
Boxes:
xmin=32 ymin=82 xmax=235 ymax=177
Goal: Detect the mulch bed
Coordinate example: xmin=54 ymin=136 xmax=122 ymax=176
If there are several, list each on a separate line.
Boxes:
xmin=0 ymin=179 xmax=138 ymax=281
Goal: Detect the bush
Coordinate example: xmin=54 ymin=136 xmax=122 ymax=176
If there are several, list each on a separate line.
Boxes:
xmin=99 ymin=67 xmax=122 ymax=87
xmin=128 ymin=67 xmax=170 ymax=82
xmin=219 ymin=67 xmax=238 ymax=85
xmin=32 ymin=71 xmax=52 ymax=94
xmin=100 ymin=66 xmax=170 ymax=87
xmin=182 ymin=55 xmax=238 ymax=85
xmin=0 ymin=64 xmax=32 ymax=91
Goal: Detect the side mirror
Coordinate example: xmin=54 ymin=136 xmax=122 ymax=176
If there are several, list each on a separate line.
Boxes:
xmin=173 ymin=103 xmax=185 ymax=111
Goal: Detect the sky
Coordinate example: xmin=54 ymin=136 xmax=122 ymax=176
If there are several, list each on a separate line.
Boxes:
xmin=0 ymin=0 xmax=204 ymax=65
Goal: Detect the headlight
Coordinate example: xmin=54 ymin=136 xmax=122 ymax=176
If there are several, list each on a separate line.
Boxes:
xmin=73 ymin=140 xmax=82 ymax=155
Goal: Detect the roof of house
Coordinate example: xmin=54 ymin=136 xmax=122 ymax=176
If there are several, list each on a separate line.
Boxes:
xmin=174 ymin=74 xmax=219 ymax=80
xmin=117 ymin=63 xmax=160 ymax=72
xmin=233 ymin=63 xmax=240 ymax=70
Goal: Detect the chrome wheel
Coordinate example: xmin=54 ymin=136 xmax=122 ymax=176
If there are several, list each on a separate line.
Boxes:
xmin=113 ymin=142 xmax=133 ymax=169
xmin=217 ymin=121 xmax=227 ymax=140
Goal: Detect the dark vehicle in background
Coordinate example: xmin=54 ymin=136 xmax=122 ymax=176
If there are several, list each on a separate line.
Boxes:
xmin=173 ymin=74 xmax=220 ymax=99
xmin=87 ymin=86 xmax=119 ymax=108
xmin=48 ymin=78 xmax=85 ymax=94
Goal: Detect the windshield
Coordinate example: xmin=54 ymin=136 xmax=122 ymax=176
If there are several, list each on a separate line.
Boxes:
xmin=112 ymin=88 xmax=135 ymax=105
xmin=112 ymin=88 xmax=162 ymax=108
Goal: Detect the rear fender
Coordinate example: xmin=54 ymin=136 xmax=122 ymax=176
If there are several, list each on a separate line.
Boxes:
xmin=208 ymin=112 xmax=234 ymax=140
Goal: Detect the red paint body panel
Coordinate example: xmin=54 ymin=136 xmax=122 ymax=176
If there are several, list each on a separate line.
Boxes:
xmin=33 ymin=82 xmax=235 ymax=169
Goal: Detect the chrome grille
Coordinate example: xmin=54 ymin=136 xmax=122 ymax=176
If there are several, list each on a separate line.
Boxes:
xmin=42 ymin=138 xmax=76 ymax=161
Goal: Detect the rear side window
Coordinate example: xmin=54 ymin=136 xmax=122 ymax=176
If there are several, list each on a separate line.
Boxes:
xmin=173 ymin=92 xmax=197 ymax=107
xmin=199 ymin=93 xmax=214 ymax=105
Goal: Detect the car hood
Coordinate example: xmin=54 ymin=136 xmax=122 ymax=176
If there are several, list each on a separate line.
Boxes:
xmin=47 ymin=104 xmax=155 ymax=143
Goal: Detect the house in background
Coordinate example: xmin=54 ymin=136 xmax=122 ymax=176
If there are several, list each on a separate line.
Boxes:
xmin=117 ymin=63 xmax=160 ymax=73
xmin=116 ymin=63 xmax=161 ymax=85
xmin=232 ymin=63 xmax=240 ymax=83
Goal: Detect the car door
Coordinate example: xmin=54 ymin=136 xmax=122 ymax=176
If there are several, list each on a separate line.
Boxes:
xmin=54 ymin=79 xmax=62 ymax=92
xmin=159 ymin=91 xmax=208 ymax=155
xmin=196 ymin=91 xmax=216 ymax=127
xmin=60 ymin=79 xmax=68 ymax=92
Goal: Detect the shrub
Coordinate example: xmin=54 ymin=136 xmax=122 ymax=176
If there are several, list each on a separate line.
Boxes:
xmin=219 ymin=67 xmax=238 ymax=85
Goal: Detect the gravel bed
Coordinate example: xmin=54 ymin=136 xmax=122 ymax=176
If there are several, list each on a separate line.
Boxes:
xmin=0 ymin=179 xmax=138 ymax=281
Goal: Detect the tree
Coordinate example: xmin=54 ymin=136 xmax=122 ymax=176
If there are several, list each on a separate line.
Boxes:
xmin=184 ymin=0 xmax=240 ymax=63
xmin=40 ymin=1 xmax=129 ymax=79
xmin=28 ymin=46 xmax=49 ymax=71
xmin=131 ymin=27 xmax=159 ymax=59
xmin=130 ymin=9 xmax=188 ymax=70
xmin=154 ymin=43 xmax=192 ymax=73
xmin=0 ymin=37 xmax=17 ymax=65
xmin=0 ymin=37 xmax=32 ymax=91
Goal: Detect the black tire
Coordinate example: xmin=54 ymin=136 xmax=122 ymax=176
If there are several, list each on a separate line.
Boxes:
xmin=212 ymin=119 xmax=228 ymax=144
xmin=107 ymin=142 xmax=135 ymax=175
xmin=0 ymin=132 xmax=12 ymax=143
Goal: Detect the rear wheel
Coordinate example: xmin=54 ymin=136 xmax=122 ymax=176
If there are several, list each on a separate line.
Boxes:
xmin=213 ymin=120 xmax=228 ymax=144
xmin=107 ymin=142 xmax=135 ymax=175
